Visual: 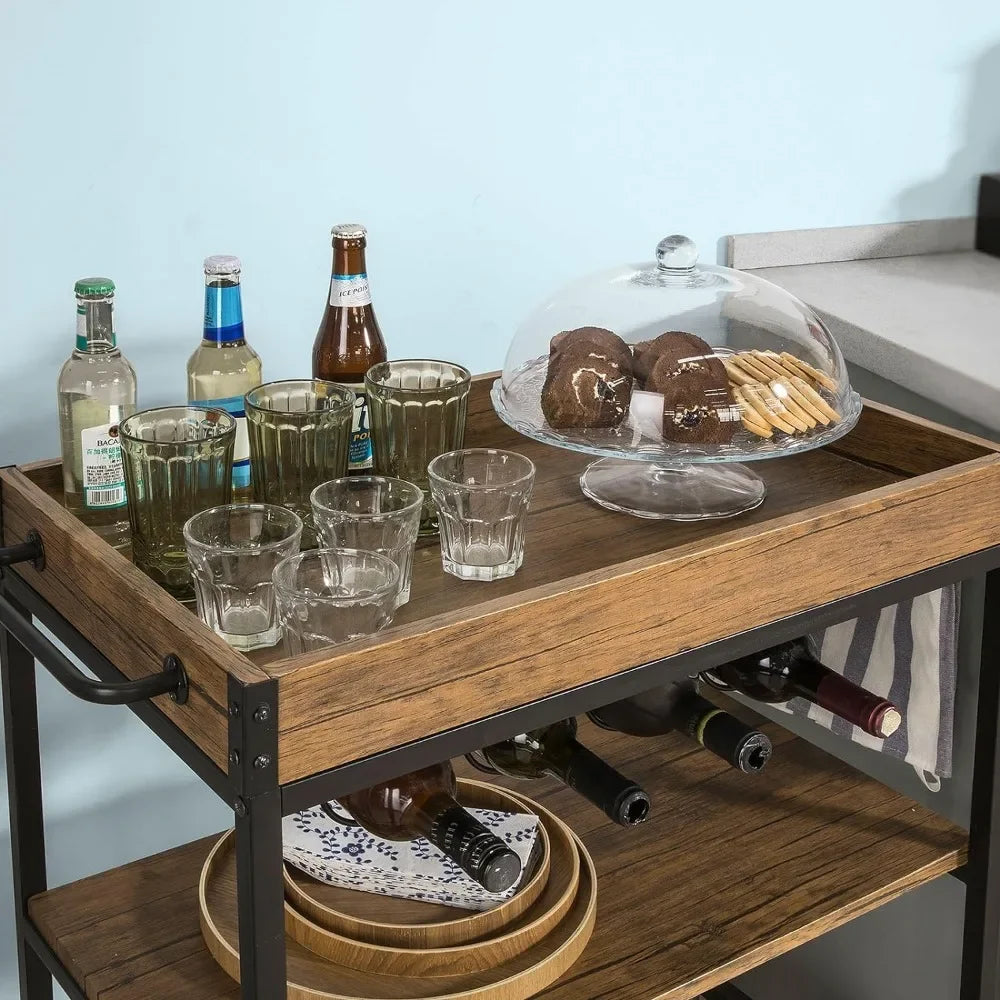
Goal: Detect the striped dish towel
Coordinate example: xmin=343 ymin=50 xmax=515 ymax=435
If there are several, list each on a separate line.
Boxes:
xmin=778 ymin=586 xmax=959 ymax=788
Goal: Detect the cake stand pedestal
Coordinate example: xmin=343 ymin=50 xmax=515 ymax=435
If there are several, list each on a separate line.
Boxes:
xmin=578 ymin=459 xmax=766 ymax=521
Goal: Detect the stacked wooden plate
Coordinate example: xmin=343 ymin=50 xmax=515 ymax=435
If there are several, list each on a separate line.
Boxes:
xmin=199 ymin=779 xmax=597 ymax=1000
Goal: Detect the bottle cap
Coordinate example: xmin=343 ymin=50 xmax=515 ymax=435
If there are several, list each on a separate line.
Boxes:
xmin=74 ymin=277 xmax=115 ymax=297
xmin=479 ymin=846 xmax=523 ymax=894
xmin=331 ymin=224 xmax=367 ymax=240
xmin=204 ymin=255 xmax=242 ymax=275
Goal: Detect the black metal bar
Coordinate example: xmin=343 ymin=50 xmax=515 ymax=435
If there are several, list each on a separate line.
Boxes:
xmin=2 ymin=570 xmax=230 ymax=802
xmin=0 ymin=591 xmax=188 ymax=705
xmin=0 ymin=530 xmax=44 ymax=569
xmin=1 ymin=586 xmax=53 ymax=1000
xmin=703 ymin=984 xmax=755 ymax=1000
xmin=960 ymin=567 xmax=1000 ymax=999
xmin=229 ymin=674 xmax=286 ymax=1000
xmin=283 ymin=544 xmax=1000 ymax=811
xmin=21 ymin=921 xmax=86 ymax=1000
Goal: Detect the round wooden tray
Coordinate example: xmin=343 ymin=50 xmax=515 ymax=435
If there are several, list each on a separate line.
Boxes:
xmin=284 ymin=785 xmax=578 ymax=975
xmin=200 ymin=815 xmax=596 ymax=1000
xmin=284 ymin=779 xmax=554 ymax=950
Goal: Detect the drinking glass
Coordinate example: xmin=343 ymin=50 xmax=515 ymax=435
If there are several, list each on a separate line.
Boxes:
xmin=183 ymin=504 xmax=303 ymax=650
xmin=365 ymin=360 xmax=472 ymax=535
xmin=245 ymin=380 xmax=355 ymax=548
xmin=273 ymin=548 xmax=400 ymax=655
xmin=427 ymin=449 xmax=536 ymax=582
xmin=120 ymin=406 xmax=236 ymax=602
xmin=310 ymin=477 xmax=423 ymax=606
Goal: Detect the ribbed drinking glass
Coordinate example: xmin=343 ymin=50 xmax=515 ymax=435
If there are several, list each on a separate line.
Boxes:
xmin=365 ymin=360 xmax=472 ymax=535
xmin=120 ymin=406 xmax=236 ymax=602
xmin=245 ymin=380 xmax=355 ymax=548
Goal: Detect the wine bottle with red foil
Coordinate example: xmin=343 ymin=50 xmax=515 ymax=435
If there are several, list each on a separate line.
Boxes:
xmin=704 ymin=637 xmax=902 ymax=738
xmin=588 ymin=683 xmax=773 ymax=774
xmin=468 ymin=719 xmax=651 ymax=827
xmin=338 ymin=761 xmax=522 ymax=892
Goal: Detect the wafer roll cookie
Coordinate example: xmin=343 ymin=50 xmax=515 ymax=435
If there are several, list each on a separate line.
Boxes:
xmin=772 ymin=377 xmax=829 ymax=426
xmin=749 ymin=350 xmax=794 ymax=382
xmin=779 ymin=352 xmax=838 ymax=392
xmin=756 ymin=384 xmax=809 ymax=432
xmin=740 ymin=383 xmax=797 ymax=434
xmin=722 ymin=357 xmax=757 ymax=386
xmin=732 ymin=354 xmax=782 ymax=385
xmin=788 ymin=375 xmax=840 ymax=422
xmin=733 ymin=387 xmax=773 ymax=437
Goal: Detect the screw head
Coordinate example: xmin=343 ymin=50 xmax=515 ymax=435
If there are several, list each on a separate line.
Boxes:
xmin=234 ymin=797 xmax=247 ymax=817
xmin=253 ymin=704 xmax=271 ymax=723
xmin=253 ymin=754 xmax=272 ymax=770
xmin=228 ymin=749 xmax=240 ymax=767
xmin=228 ymin=702 xmax=240 ymax=718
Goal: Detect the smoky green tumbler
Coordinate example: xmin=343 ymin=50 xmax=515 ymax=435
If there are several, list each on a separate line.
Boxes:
xmin=120 ymin=406 xmax=237 ymax=602
xmin=365 ymin=360 xmax=472 ymax=534
xmin=245 ymin=380 xmax=355 ymax=548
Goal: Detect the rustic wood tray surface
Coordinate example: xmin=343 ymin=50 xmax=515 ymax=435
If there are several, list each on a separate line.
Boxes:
xmin=3 ymin=375 xmax=999 ymax=785
xmin=28 ymin=718 xmax=966 ymax=1000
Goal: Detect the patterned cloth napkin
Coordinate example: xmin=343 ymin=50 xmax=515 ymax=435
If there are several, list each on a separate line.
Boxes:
xmin=283 ymin=802 xmax=541 ymax=911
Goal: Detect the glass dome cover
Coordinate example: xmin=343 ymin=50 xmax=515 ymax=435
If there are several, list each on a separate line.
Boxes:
xmin=493 ymin=235 xmax=861 ymax=466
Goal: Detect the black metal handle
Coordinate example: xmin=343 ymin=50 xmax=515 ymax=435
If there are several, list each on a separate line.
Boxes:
xmin=0 ymin=530 xmax=45 ymax=571
xmin=0 ymin=592 xmax=188 ymax=705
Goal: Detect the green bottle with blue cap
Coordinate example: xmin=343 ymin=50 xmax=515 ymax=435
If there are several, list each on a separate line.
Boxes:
xmin=187 ymin=255 xmax=262 ymax=499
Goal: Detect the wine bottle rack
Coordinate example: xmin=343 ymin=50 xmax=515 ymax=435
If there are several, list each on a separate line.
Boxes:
xmin=3 ymin=374 xmax=1000 ymax=1000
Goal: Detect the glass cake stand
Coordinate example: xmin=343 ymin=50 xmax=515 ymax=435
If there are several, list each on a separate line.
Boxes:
xmin=491 ymin=235 xmax=863 ymax=521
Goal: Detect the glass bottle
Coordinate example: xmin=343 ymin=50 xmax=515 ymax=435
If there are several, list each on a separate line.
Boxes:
xmin=57 ymin=278 xmax=137 ymax=551
xmin=588 ymin=682 xmax=773 ymax=774
xmin=312 ymin=224 xmax=388 ymax=473
xmin=470 ymin=719 xmax=651 ymax=827
xmin=339 ymin=761 xmax=522 ymax=892
xmin=187 ymin=255 xmax=262 ymax=500
xmin=705 ymin=637 xmax=902 ymax=738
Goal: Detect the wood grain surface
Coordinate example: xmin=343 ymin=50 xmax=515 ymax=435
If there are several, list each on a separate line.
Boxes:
xmin=0 ymin=465 xmax=266 ymax=769
xmin=285 ymin=780 xmax=556 ymax=949
xmin=28 ymin=719 xmax=966 ymax=1000
xmin=278 ymin=783 xmax=578 ymax=976
xmin=260 ymin=385 xmax=1000 ymax=782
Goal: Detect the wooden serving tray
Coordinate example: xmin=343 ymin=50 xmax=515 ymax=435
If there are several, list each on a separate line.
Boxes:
xmin=3 ymin=378 xmax=1000 ymax=783
xmin=285 ymin=780 xmax=557 ymax=950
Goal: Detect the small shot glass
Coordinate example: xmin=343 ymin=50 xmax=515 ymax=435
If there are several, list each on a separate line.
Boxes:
xmin=310 ymin=477 xmax=423 ymax=607
xmin=427 ymin=449 xmax=536 ymax=582
xmin=183 ymin=504 xmax=303 ymax=651
xmin=273 ymin=548 xmax=400 ymax=655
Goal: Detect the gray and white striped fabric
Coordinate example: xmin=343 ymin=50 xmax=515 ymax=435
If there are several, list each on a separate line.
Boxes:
xmin=777 ymin=586 xmax=959 ymax=788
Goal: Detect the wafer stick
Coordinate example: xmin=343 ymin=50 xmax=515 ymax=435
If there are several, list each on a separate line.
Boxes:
xmin=767 ymin=380 xmax=817 ymax=428
xmin=779 ymin=352 xmax=838 ymax=392
xmin=732 ymin=354 xmax=780 ymax=385
xmin=733 ymin=387 xmax=773 ymax=438
xmin=755 ymin=383 xmax=810 ymax=432
xmin=749 ymin=350 xmax=793 ymax=382
xmin=740 ymin=384 xmax=797 ymax=434
xmin=722 ymin=357 xmax=758 ymax=386
xmin=788 ymin=374 xmax=840 ymax=422
xmin=771 ymin=377 xmax=829 ymax=426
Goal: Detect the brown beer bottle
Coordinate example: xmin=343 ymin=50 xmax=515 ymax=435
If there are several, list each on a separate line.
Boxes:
xmin=312 ymin=224 xmax=388 ymax=472
xmin=338 ymin=762 xmax=523 ymax=892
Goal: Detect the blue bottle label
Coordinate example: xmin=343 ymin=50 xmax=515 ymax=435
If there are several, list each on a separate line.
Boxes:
xmin=204 ymin=285 xmax=244 ymax=343
xmin=191 ymin=395 xmax=250 ymax=489
xmin=347 ymin=386 xmax=373 ymax=470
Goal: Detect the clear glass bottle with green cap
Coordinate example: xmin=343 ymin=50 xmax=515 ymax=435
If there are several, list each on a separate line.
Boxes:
xmin=187 ymin=255 xmax=262 ymax=500
xmin=57 ymin=278 xmax=138 ymax=551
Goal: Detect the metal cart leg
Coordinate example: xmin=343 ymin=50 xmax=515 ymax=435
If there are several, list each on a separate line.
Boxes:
xmin=961 ymin=567 xmax=1000 ymax=1000
xmin=229 ymin=675 xmax=286 ymax=999
xmin=1 ymin=589 xmax=53 ymax=1000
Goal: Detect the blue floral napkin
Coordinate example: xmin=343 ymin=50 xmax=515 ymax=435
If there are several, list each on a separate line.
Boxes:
xmin=283 ymin=803 xmax=541 ymax=910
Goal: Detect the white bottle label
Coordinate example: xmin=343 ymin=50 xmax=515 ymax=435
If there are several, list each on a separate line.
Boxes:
xmin=329 ymin=272 xmax=372 ymax=308
xmin=81 ymin=420 xmax=127 ymax=509
xmin=193 ymin=395 xmax=251 ymax=489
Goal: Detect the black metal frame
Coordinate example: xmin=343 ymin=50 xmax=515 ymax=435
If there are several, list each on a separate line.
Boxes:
xmin=4 ymin=537 xmax=1000 ymax=1000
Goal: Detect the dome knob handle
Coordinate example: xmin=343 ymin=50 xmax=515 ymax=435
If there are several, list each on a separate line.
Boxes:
xmin=656 ymin=234 xmax=698 ymax=271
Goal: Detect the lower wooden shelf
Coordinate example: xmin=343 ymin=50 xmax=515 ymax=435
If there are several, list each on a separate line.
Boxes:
xmin=29 ymin=719 xmax=966 ymax=1000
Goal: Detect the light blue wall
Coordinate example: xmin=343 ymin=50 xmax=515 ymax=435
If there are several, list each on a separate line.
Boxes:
xmin=3 ymin=2 xmax=1000 ymax=997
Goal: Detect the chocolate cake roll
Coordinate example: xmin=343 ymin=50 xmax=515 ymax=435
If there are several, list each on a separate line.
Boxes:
xmin=659 ymin=370 xmax=737 ymax=445
xmin=635 ymin=331 xmax=727 ymax=387
xmin=550 ymin=326 xmax=632 ymax=373
xmin=541 ymin=343 xmax=633 ymax=429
